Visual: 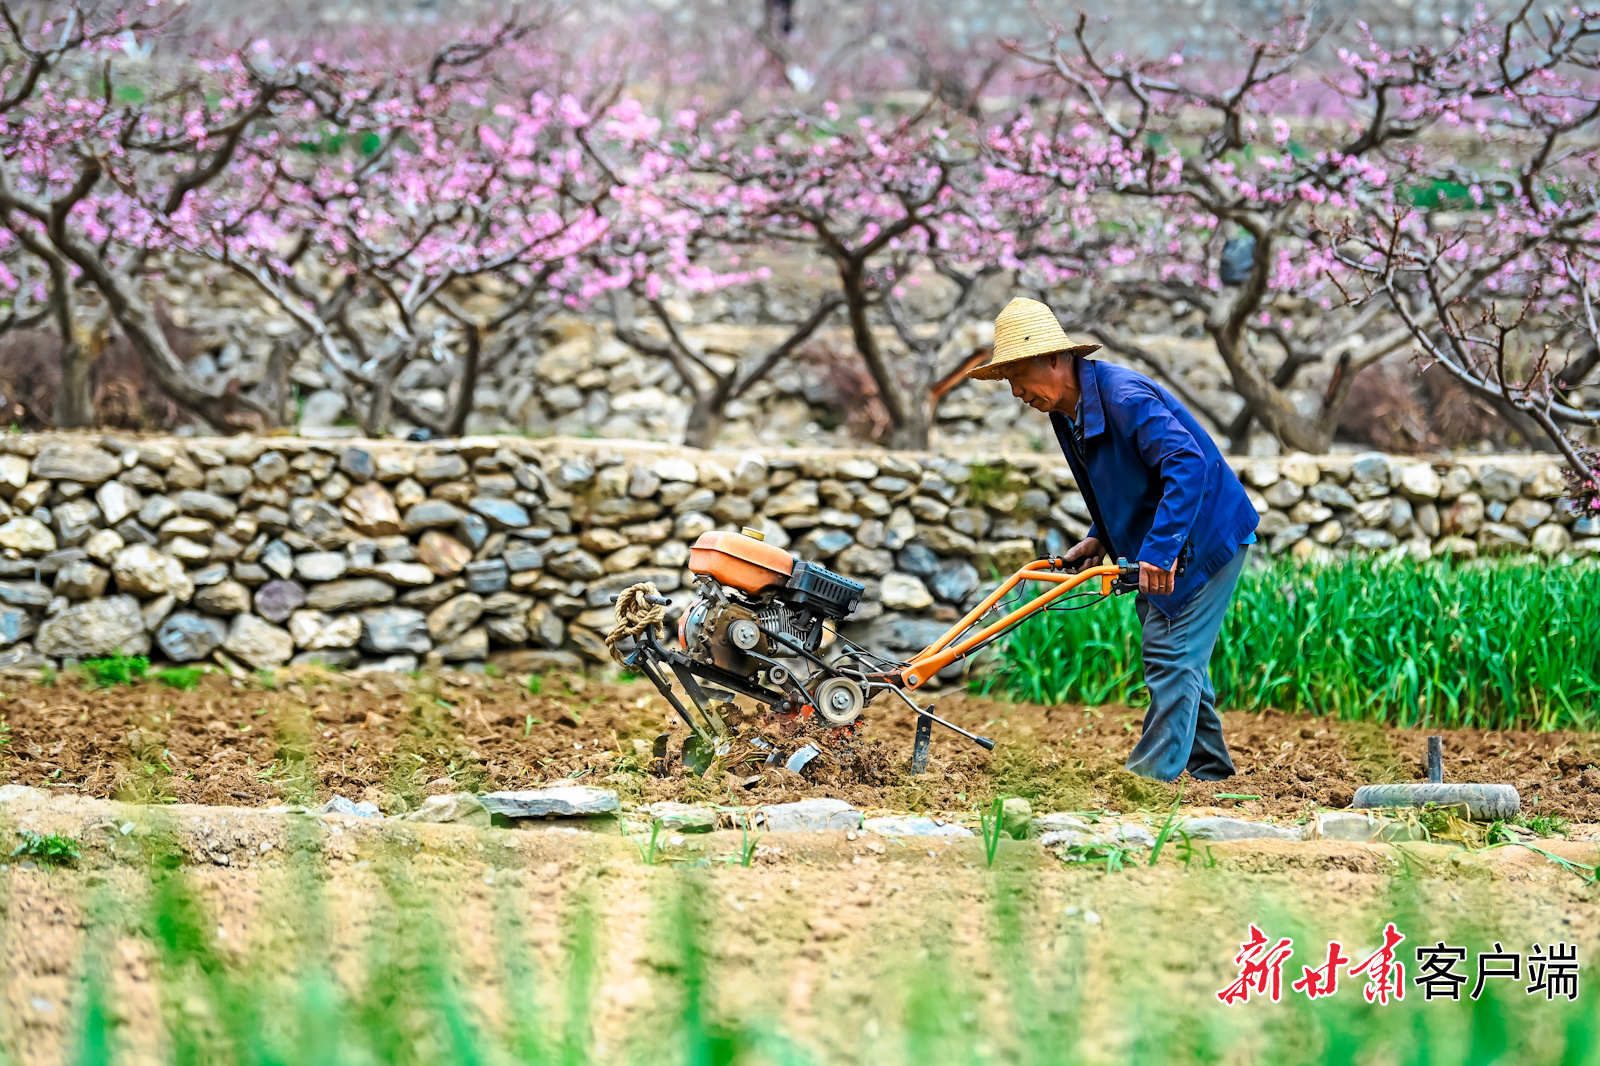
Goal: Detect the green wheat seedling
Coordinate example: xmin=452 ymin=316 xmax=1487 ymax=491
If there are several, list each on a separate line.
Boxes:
xmin=980 ymin=796 xmax=1006 ymax=868
xmin=1173 ymin=830 xmax=1216 ymax=869
xmin=1064 ymin=842 xmax=1133 ymax=872
xmin=636 ymin=821 xmax=662 ymax=866
xmin=738 ymin=816 xmax=760 ymax=868
xmin=992 ymin=557 xmax=1600 ymax=730
xmin=1148 ymin=787 xmax=1185 ymax=866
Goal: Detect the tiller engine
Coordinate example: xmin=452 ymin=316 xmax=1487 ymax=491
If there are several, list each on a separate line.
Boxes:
xmin=609 ymin=527 xmax=1142 ymax=775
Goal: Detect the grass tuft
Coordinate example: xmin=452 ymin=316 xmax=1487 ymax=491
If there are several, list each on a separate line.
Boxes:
xmin=1514 ymin=811 xmax=1572 ymax=837
xmin=12 ymin=828 xmax=80 ymax=864
xmin=80 ymin=654 xmax=148 ymax=688
xmin=152 ymin=666 xmax=205 ymax=691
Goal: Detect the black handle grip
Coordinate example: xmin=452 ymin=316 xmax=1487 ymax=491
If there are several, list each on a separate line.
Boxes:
xmin=609 ymin=593 xmax=673 ymax=606
xmin=974 ymin=735 xmax=996 ymax=751
xmin=1112 ymin=555 xmax=1189 ymax=594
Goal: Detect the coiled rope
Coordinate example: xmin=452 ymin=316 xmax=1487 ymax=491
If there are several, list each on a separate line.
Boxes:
xmin=605 ymin=582 xmax=667 ymax=665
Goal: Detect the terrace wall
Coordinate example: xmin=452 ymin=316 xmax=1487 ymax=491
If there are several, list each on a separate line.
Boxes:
xmin=0 ymin=433 xmax=1579 ymax=675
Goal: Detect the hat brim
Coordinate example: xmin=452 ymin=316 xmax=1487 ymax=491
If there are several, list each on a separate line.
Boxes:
xmin=967 ymin=343 xmax=1102 ymax=382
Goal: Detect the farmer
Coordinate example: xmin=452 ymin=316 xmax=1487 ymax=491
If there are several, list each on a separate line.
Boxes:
xmin=968 ymin=297 xmax=1259 ymax=782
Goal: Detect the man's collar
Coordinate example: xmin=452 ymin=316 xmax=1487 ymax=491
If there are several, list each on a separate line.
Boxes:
xmin=1074 ymin=356 xmax=1106 ymax=438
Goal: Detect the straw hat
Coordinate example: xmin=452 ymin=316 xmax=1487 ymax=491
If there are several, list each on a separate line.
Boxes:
xmin=967 ymin=297 xmax=1100 ymax=381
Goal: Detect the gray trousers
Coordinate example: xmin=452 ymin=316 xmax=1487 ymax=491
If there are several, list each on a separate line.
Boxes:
xmin=1124 ymin=546 xmax=1248 ymax=782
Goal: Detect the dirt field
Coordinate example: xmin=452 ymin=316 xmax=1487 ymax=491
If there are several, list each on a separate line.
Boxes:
xmin=0 ymin=787 xmax=1596 ymax=1066
xmin=3 ymin=667 xmax=1600 ymax=824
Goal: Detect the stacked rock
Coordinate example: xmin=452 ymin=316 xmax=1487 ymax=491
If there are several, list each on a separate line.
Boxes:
xmin=1240 ymin=451 xmax=1582 ymax=563
xmin=0 ymin=435 xmax=1581 ymax=674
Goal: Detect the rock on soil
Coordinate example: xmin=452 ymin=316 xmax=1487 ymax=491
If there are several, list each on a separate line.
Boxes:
xmin=1311 ymin=811 xmax=1424 ymax=843
xmin=320 ymin=795 xmax=381 ymax=818
xmin=403 ymin=793 xmax=490 ymax=827
xmin=478 ymin=786 xmax=620 ymax=818
xmin=863 ymin=815 xmax=973 ymax=837
xmin=1038 ymin=819 xmax=1158 ymax=850
xmin=648 ymin=802 xmax=718 ymax=833
xmin=1179 ymin=816 xmax=1305 ymax=842
xmin=760 ymin=798 xmax=862 ymax=832
xmin=1001 ymin=797 xmax=1032 ymax=838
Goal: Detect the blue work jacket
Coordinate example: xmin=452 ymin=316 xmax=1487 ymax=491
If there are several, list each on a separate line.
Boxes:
xmin=1050 ymin=358 xmax=1258 ymax=619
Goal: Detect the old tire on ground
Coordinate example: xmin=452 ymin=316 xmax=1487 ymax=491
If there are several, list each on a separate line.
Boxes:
xmin=1351 ymin=783 xmax=1520 ymax=821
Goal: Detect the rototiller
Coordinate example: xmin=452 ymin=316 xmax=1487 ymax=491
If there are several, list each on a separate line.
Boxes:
xmin=608 ymin=526 xmax=1143 ymax=776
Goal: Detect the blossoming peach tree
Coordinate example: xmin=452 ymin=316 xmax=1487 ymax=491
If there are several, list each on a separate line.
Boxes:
xmin=144 ymin=12 xmax=637 ymax=437
xmin=1315 ymin=4 xmax=1600 ymax=509
xmin=0 ymin=0 xmax=315 ymax=430
xmin=677 ymin=102 xmax=1060 ymax=449
xmin=10 ymin=0 xmax=1600 ymax=486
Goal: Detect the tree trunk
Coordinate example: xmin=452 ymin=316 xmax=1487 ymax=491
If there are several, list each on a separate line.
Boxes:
xmin=45 ymin=269 xmax=93 ymax=429
xmin=1225 ymin=410 xmax=1253 ymax=455
xmin=835 ymin=261 xmax=913 ymax=439
xmin=1208 ymin=326 xmax=1332 ymax=453
xmin=54 ymin=329 xmax=93 ymax=429
xmin=58 ymin=235 xmax=266 ymax=431
xmin=885 ymin=398 xmax=932 ymax=450
xmin=368 ymin=353 xmax=404 ymax=437
xmin=444 ymin=325 xmax=481 ymax=438
xmin=683 ymin=393 xmax=728 ymax=449
xmin=11 ymin=225 xmax=93 ymax=427
xmin=245 ymin=335 xmax=295 ymax=429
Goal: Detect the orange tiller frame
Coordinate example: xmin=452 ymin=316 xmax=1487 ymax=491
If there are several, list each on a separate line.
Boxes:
xmin=897 ymin=561 xmax=1124 ymax=689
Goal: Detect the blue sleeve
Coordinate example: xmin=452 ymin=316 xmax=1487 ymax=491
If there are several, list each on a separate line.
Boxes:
xmin=1121 ymin=385 xmax=1207 ymax=570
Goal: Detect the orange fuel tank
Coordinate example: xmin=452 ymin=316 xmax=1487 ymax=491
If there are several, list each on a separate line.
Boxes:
xmin=688 ymin=528 xmax=795 ymax=594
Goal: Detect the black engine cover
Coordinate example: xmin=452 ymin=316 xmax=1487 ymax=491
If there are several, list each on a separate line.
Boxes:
xmin=778 ymin=560 xmax=864 ymax=619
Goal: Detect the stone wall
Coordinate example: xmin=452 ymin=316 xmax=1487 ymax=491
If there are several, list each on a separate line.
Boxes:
xmin=151 ymin=262 xmax=1252 ymax=454
xmin=0 ymin=434 xmax=1581 ymax=677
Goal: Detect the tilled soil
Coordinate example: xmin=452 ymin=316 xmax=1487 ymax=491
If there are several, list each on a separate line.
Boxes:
xmin=4 ymin=667 xmax=1600 ymax=821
